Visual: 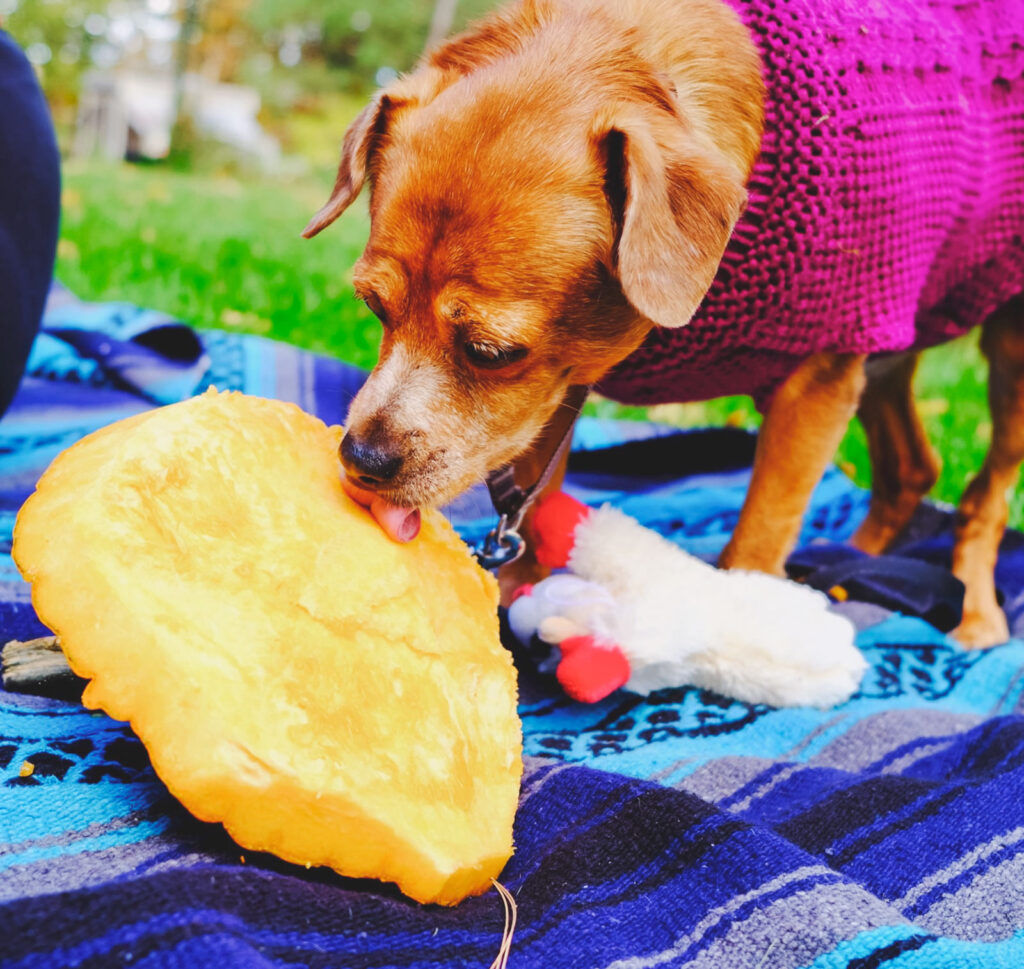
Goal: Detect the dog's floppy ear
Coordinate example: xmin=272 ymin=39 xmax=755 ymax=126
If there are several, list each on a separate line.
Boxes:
xmin=302 ymin=94 xmax=392 ymax=239
xmin=304 ymin=69 xmax=454 ymax=239
xmin=597 ymin=106 xmax=747 ymax=327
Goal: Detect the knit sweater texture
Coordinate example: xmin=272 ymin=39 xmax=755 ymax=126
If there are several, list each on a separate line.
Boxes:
xmin=596 ymin=0 xmax=1024 ymax=410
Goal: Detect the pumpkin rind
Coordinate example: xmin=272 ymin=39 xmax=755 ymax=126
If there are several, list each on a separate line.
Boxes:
xmin=13 ymin=389 xmax=522 ymax=905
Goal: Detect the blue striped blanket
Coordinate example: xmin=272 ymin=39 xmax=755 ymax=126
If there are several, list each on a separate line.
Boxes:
xmin=4 ymin=291 xmax=1024 ymax=968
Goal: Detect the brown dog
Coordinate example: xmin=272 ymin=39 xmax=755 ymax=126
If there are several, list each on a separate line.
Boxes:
xmin=304 ymin=0 xmax=1024 ymax=648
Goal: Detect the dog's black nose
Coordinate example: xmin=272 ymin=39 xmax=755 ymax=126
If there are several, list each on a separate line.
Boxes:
xmin=340 ymin=433 xmax=404 ymax=485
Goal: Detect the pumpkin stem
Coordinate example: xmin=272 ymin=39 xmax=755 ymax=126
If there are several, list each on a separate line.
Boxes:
xmin=489 ymin=879 xmax=518 ymax=969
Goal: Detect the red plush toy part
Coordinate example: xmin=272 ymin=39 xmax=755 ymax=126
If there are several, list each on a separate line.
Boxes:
xmin=556 ymin=635 xmax=631 ymax=704
xmin=530 ymin=492 xmax=592 ymax=568
xmin=510 ymin=583 xmax=535 ymax=603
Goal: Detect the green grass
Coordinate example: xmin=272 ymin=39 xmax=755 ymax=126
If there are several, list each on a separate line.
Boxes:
xmin=57 ymin=160 xmax=382 ymax=368
xmin=56 ymin=161 xmax=1021 ymax=525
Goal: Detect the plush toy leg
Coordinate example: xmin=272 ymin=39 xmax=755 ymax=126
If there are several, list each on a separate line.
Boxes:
xmin=556 ymin=635 xmax=631 ymax=704
xmin=510 ymin=583 xmax=535 ymax=602
xmin=531 ymin=492 xmax=591 ymax=568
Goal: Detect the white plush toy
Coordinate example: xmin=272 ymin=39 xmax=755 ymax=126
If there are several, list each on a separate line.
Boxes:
xmin=507 ymin=492 xmax=867 ymax=709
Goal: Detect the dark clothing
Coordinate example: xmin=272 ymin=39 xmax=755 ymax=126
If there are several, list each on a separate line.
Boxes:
xmin=0 ymin=30 xmax=60 ymax=419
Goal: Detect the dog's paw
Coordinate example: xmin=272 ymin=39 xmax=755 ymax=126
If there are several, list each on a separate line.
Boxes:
xmin=849 ymin=517 xmax=897 ymax=556
xmin=952 ymin=607 xmax=1011 ymax=650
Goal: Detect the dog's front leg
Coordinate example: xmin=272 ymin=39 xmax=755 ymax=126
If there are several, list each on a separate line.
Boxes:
xmin=496 ymin=386 xmax=588 ymax=606
xmin=719 ymin=352 xmax=867 ymax=574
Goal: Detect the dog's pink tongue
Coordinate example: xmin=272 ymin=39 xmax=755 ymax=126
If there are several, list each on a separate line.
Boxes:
xmin=370 ymin=500 xmax=421 ymax=542
xmin=340 ymin=474 xmax=421 ymax=543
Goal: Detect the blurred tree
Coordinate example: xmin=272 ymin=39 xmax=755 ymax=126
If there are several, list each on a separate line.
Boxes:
xmin=425 ymin=0 xmax=459 ymax=55
xmin=193 ymin=0 xmax=252 ymax=82
xmin=4 ymin=0 xmax=111 ymax=116
xmin=4 ymin=0 xmax=500 ymax=164
xmin=247 ymin=0 xmax=495 ymax=94
xmin=7 ymin=0 xmax=499 ymax=105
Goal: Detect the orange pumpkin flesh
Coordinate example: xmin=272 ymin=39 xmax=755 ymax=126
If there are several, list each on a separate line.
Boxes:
xmin=13 ymin=389 xmax=522 ymax=905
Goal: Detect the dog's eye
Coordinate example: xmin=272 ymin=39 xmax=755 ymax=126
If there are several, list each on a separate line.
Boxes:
xmin=360 ymin=292 xmax=388 ymax=325
xmin=464 ymin=341 xmax=528 ymax=369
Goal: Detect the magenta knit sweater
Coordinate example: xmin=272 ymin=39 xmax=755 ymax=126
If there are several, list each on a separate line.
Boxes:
xmin=596 ymin=0 xmax=1024 ymax=410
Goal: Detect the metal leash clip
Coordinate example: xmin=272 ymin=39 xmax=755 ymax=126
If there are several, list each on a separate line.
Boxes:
xmin=473 ymin=513 xmax=526 ymax=570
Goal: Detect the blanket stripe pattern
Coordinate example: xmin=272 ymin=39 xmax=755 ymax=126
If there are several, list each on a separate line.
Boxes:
xmin=4 ymin=292 xmax=1024 ymax=968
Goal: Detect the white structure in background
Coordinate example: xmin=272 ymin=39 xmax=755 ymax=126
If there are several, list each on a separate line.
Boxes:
xmin=74 ymin=71 xmax=283 ymax=170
